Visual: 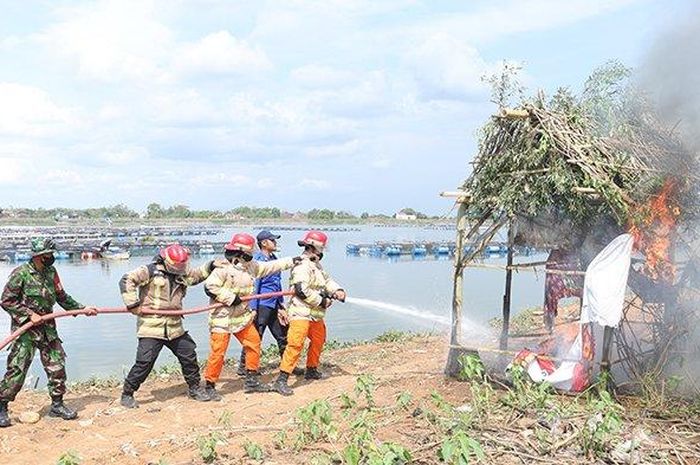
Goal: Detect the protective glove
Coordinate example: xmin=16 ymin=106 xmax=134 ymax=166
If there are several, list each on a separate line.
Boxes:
xmin=292 ymin=256 xmax=303 ymax=266
xmin=126 ymin=303 xmax=143 ymax=316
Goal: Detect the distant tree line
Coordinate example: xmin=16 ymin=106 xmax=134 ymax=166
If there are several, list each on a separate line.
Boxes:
xmin=0 ymin=203 xmax=442 ymax=221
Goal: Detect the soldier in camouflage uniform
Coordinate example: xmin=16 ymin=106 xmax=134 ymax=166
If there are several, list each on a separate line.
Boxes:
xmin=0 ymin=238 xmax=98 ymax=428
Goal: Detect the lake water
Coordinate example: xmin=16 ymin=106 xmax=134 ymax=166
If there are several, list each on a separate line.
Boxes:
xmin=0 ymin=225 xmax=549 ymax=383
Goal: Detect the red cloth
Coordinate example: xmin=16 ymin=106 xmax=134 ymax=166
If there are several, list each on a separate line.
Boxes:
xmin=544 ymin=249 xmax=583 ymax=329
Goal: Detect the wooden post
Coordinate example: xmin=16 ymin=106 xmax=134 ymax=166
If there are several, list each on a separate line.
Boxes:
xmin=500 ymin=221 xmax=515 ymax=350
xmin=601 ymin=326 xmax=614 ymax=373
xmin=445 ymin=201 xmax=473 ymax=376
xmin=600 ymin=325 xmax=615 ymax=392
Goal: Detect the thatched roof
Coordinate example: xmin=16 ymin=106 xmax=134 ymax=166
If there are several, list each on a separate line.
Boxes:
xmin=461 ymin=88 xmax=697 ymax=250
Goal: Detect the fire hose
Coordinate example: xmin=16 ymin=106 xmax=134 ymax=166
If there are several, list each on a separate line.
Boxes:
xmin=0 ymin=290 xmax=293 ymax=352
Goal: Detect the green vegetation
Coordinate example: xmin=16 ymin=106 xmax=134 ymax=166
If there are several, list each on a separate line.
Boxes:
xmin=0 ymin=203 xmax=447 ymax=222
xmin=243 ymin=440 xmax=265 ymax=461
xmin=56 ymin=451 xmax=82 ymax=465
xmin=196 ymin=432 xmax=226 ymax=464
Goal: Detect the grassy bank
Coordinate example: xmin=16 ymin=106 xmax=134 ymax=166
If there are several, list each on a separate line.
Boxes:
xmin=14 ymin=331 xmax=700 ymax=464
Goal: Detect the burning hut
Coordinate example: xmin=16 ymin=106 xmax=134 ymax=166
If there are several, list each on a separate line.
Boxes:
xmin=444 ymin=63 xmax=700 ymax=393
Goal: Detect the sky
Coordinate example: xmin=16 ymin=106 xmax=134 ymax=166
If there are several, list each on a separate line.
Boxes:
xmin=0 ymin=0 xmax=694 ymax=215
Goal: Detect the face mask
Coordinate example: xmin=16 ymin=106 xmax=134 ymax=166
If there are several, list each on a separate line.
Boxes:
xmin=42 ymin=254 xmax=56 ymax=267
xmin=225 ymin=251 xmax=253 ymax=263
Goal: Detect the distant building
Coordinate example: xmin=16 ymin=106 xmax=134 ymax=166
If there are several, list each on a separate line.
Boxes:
xmin=394 ymin=211 xmax=417 ymax=221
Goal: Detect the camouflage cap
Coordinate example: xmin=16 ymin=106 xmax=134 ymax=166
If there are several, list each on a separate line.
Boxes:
xmin=30 ymin=237 xmax=57 ymax=257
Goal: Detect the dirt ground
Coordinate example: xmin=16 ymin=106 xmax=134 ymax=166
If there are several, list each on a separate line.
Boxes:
xmin=1 ymin=334 xmax=698 ymax=465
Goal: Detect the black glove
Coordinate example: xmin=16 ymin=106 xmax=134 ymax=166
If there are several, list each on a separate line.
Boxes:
xmin=230 ymin=294 xmax=242 ymax=306
xmin=320 ymin=296 xmax=333 ymax=309
xmin=292 ymin=256 xmax=303 ymax=266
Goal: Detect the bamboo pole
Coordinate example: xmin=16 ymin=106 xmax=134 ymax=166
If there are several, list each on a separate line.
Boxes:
xmin=450 ymin=202 xmax=468 ymax=348
xmin=445 ymin=201 xmax=482 ymax=376
xmin=500 ymin=221 xmax=515 ymax=350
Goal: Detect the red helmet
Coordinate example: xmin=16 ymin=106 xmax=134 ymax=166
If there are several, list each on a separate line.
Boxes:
xmin=225 ymin=233 xmax=256 ymax=254
xmin=160 ymin=243 xmax=190 ymax=275
xmin=298 ymin=230 xmax=328 ymax=252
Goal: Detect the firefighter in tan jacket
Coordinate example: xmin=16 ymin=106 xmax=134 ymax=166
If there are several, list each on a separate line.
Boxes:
xmin=119 ymin=244 xmax=217 ymax=408
xmin=203 ymin=233 xmax=297 ymax=399
xmin=273 ymin=231 xmax=346 ymax=396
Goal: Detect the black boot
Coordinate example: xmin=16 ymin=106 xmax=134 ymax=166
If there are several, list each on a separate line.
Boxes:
xmin=188 ymin=385 xmax=211 ymax=402
xmin=120 ymin=391 xmax=138 ymax=409
xmin=48 ymin=397 xmax=78 ymax=420
xmin=273 ymin=372 xmax=293 ymax=396
xmin=205 ymin=381 xmax=222 ymax=401
xmin=244 ymin=371 xmax=272 ymax=393
xmin=304 ymin=367 xmax=325 ymax=380
xmin=292 ymin=367 xmax=305 ymax=376
xmin=0 ymin=401 xmax=11 ymax=428
xmin=237 ymin=352 xmax=247 ymax=376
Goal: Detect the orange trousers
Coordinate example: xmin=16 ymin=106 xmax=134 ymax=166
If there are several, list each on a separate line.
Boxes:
xmin=280 ymin=319 xmax=326 ymax=374
xmin=204 ymin=323 xmax=261 ymax=383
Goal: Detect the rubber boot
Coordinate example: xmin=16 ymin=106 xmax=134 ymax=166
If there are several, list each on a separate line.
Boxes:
xmin=188 ymin=385 xmax=211 ymax=402
xmin=0 ymin=401 xmax=11 ymax=428
xmin=205 ymin=381 xmax=222 ymax=401
xmin=48 ymin=397 xmax=78 ymax=420
xmin=244 ymin=371 xmax=272 ymax=393
xmin=120 ymin=391 xmax=138 ymax=409
xmin=273 ymin=372 xmax=293 ymax=396
xmin=237 ymin=352 xmax=247 ymax=376
xmin=304 ymin=367 xmax=325 ymax=380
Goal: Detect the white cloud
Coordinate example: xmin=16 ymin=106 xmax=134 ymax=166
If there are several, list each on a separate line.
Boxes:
xmin=0 ymin=83 xmax=76 ymax=136
xmin=305 ymin=139 xmax=361 ymax=158
xmin=407 ymin=33 xmax=490 ymax=101
xmin=39 ymin=169 xmax=83 ymax=185
xmin=189 ymin=172 xmax=251 ymax=187
xmin=0 ymin=158 xmax=25 ymax=185
xmin=0 ymin=35 xmax=22 ymax=51
xmin=298 ymin=178 xmax=331 ymax=190
xmin=96 ymin=146 xmax=151 ymax=165
xmin=370 ymin=156 xmax=392 ymax=169
xmin=40 ymin=0 xmax=173 ymax=82
xmin=256 ymin=178 xmax=275 ymax=189
xmin=290 ymin=64 xmax=354 ymax=88
xmin=176 ymin=31 xmax=272 ymax=76
xmin=396 ymin=0 xmax=640 ymax=44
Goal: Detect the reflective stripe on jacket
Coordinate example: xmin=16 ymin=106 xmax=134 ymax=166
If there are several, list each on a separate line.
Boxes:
xmin=204 ymin=257 xmax=294 ymax=334
xmin=119 ymin=260 xmax=213 ymax=340
xmin=288 ymin=257 xmax=342 ymax=321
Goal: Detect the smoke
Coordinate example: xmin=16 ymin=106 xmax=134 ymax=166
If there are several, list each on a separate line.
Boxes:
xmin=639 ymin=11 xmax=700 ymax=151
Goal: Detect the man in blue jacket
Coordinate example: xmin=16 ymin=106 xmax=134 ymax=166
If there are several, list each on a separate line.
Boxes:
xmin=238 ymin=230 xmax=301 ymax=375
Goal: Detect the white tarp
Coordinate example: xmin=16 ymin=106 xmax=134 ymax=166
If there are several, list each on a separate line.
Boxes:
xmin=544 ymin=233 xmax=634 ymax=390
xmin=580 ymin=233 xmax=634 ymax=327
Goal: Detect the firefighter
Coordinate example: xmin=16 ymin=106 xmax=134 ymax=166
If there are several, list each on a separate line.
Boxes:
xmin=273 ymin=231 xmax=346 ymax=396
xmin=0 ymin=238 xmax=98 ymax=427
xmin=203 ymin=233 xmax=298 ymax=399
xmin=119 ymin=244 xmax=218 ymax=408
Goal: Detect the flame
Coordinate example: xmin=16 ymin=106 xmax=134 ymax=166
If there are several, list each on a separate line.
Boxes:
xmin=629 ymin=179 xmax=679 ymax=282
